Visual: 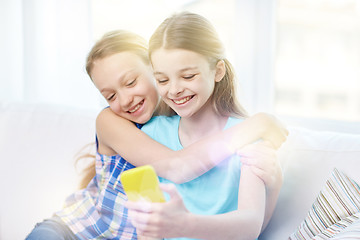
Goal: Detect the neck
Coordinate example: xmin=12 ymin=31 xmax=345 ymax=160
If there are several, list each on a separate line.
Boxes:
xmin=178 ymin=105 xmax=228 ymax=147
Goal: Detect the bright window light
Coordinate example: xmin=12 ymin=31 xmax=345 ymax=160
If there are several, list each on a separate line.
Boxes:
xmin=275 ymin=0 xmax=360 ymax=122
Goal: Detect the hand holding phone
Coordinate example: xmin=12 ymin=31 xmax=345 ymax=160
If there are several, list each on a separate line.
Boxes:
xmin=120 ymin=165 xmax=165 ymax=202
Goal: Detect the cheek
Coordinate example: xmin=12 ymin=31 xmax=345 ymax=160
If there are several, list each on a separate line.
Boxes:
xmin=155 ymin=84 xmax=167 ymax=98
xmin=201 ymin=79 xmax=216 ymax=95
xmin=149 ymin=88 xmax=159 ymax=102
xmin=109 ymin=102 xmax=122 ymax=116
xmin=146 ymin=88 xmax=159 ymax=110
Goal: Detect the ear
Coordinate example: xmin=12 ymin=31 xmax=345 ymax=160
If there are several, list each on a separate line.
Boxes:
xmin=214 ymin=60 xmax=226 ymax=83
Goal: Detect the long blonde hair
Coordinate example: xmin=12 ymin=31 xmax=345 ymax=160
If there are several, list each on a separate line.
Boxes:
xmin=78 ymin=30 xmax=152 ymax=189
xmin=149 ymin=12 xmax=247 ymax=118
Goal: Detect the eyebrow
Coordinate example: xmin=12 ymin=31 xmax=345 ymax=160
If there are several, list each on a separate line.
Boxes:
xmin=153 ymin=66 xmax=198 ymax=75
xmin=100 ymin=88 xmax=112 ymax=93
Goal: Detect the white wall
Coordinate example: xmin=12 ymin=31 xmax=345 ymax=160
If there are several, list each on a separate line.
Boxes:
xmin=0 ymin=0 xmax=277 ymax=114
xmin=233 ymin=0 xmax=276 ymax=114
xmin=0 ymin=0 xmax=24 ymax=101
xmin=1 ymin=0 xmax=358 ymax=133
xmin=1 ymin=0 xmax=103 ymax=111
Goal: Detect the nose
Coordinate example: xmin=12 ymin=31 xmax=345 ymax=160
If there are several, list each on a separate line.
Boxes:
xmin=118 ymin=90 xmax=133 ymax=109
xmin=168 ymin=79 xmax=183 ymax=97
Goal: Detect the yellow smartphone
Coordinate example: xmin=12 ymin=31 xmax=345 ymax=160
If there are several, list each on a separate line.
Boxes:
xmin=120 ymin=165 xmax=165 ymax=202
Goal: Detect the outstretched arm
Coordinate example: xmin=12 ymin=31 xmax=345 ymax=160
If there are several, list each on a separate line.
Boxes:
xmin=96 ymin=108 xmax=287 ymax=183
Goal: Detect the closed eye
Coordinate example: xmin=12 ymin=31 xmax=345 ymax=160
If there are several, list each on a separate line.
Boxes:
xmin=157 ymin=79 xmax=169 ymax=84
xmin=126 ymin=78 xmax=137 ymax=87
xmin=183 ymin=74 xmax=196 ymax=80
xmin=107 ymin=93 xmax=115 ymax=101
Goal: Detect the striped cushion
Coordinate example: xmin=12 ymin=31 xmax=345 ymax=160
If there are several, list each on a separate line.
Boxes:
xmin=289 ymin=168 xmax=360 ymax=240
xmin=314 ymin=212 xmax=360 ymax=239
xmin=330 ymin=214 xmax=360 ymax=239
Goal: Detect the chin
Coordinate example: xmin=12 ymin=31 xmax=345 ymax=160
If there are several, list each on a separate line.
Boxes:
xmin=136 ymin=114 xmax=152 ymax=124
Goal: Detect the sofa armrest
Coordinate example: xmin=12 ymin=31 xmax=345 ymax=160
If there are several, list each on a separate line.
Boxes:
xmin=0 ymin=102 xmax=98 ymax=239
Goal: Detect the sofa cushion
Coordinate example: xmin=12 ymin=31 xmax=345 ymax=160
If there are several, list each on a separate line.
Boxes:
xmin=314 ymin=212 xmax=360 ymax=239
xmin=259 ymin=127 xmax=360 ymax=240
xmin=289 ymin=168 xmax=360 ymax=239
xmin=329 ymin=214 xmax=360 ymax=239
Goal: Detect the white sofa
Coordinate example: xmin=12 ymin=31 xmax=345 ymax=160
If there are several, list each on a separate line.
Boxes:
xmin=1 ymin=102 xmax=359 ymax=240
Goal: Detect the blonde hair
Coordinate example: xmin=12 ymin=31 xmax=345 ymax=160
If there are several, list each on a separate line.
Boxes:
xmin=86 ymin=30 xmax=150 ymax=78
xmin=149 ymin=12 xmax=247 ymax=118
xmin=78 ymin=30 xmax=152 ymax=189
xmin=75 ymin=143 xmax=96 ymax=189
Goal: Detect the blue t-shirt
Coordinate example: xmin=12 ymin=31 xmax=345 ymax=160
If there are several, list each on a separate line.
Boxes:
xmin=141 ymin=115 xmax=243 ymax=240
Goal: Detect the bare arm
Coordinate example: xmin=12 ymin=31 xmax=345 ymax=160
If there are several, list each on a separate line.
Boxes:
xmin=238 ymin=141 xmax=283 ymax=232
xmin=96 ymin=108 xmax=287 ymax=183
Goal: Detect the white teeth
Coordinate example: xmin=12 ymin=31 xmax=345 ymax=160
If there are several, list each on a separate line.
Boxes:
xmin=129 ymin=102 xmax=142 ymax=113
xmin=173 ymin=96 xmax=191 ymax=104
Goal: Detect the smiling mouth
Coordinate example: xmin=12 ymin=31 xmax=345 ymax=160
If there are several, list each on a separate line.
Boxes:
xmin=172 ymin=96 xmax=193 ymax=105
xmin=128 ymin=100 xmax=144 ymax=113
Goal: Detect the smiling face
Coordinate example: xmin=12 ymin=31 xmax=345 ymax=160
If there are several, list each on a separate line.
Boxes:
xmin=91 ymin=51 xmax=159 ymax=124
xmin=151 ymin=48 xmax=222 ymax=119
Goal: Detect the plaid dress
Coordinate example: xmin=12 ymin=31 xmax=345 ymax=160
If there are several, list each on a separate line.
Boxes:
xmin=56 ymin=124 xmax=142 ymax=240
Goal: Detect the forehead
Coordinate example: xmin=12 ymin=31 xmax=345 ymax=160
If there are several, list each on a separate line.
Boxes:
xmin=91 ymin=51 xmax=148 ymax=79
xmin=151 ymin=48 xmax=209 ymax=72
xmin=91 ymin=51 xmax=151 ymax=88
xmin=95 ymin=51 xmax=146 ymax=70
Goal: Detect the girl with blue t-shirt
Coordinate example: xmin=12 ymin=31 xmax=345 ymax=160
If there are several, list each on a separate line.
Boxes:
xmin=26 ymin=29 xmax=286 ymax=239
xmin=125 ymin=12 xmax=280 ymax=240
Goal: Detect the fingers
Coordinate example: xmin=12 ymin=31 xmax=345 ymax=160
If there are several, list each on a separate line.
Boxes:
xmin=126 ymin=201 xmax=155 ymax=228
xmin=276 ymin=126 xmax=289 ymax=148
xmin=249 ymin=165 xmax=280 ymax=188
xmin=124 ymin=200 xmax=152 ymax=213
xmin=237 ymin=143 xmax=277 ymax=167
xmin=127 ymin=202 xmax=162 ymax=237
xmin=237 ymin=142 xmax=279 ymax=187
xmin=249 ymin=166 xmax=269 ymax=184
xmin=129 ymin=209 xmax=151 ymax=226
xmin=262 ymin=140 xmax=275 ymax=148
xmin=159 ymin=183 xmax=180 ymax=200
xmin=135 ymin=221 xmax=160 ymax=239
xmin=241 ymin=155 xmax=274 ymax=171
xmin=265 ymin=126 xmax=288 ymax=149
xmin=125 ymin=185 xmax=180 ymax=239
